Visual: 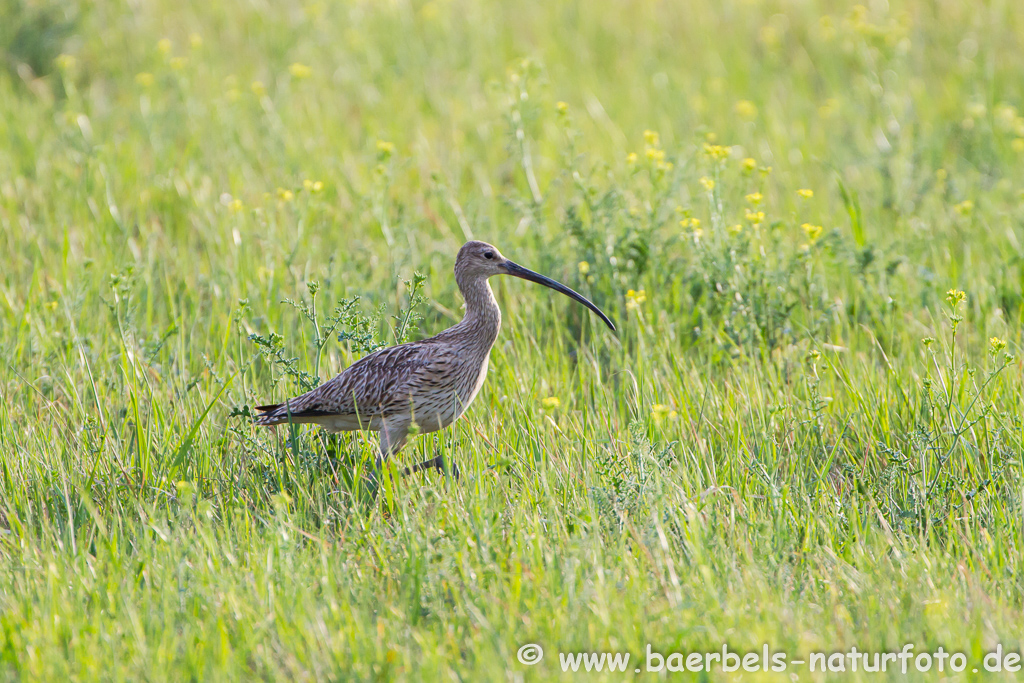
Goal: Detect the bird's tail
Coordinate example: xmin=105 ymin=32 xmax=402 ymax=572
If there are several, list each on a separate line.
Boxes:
xmin=253 ymin=401 xmax=328 ymax=426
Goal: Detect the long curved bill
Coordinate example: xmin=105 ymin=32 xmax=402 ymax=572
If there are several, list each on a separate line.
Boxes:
xmin=502 ymin=261 xmax=616 ymax=331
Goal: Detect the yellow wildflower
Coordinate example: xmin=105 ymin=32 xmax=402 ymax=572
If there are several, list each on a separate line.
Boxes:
xmin=135 ymin=72 xmax=155 ymax=87
xmin=229 ymin=199 xmax=244 ymax=212
xmin=376 ymin=140 xmax=395 ymax=156
xmin=556 ymin=101 xmax=568 ymax=114
xmin=735 ymin=99 xmax=757 ymax=119
xmin=251 ymin=80 xmax=266 ymax=97
xmin=55 ymin=54 xmax=77 ymax=71
xmin=727 ymin=223 xmax=743 ymax=235
xmin=645 ymin=147 xmax=666 ymax=162
xmin=578 ymin=261 xmax=590 ymax=275
xmin=169 ymin=56 xmax=187 ymax=70
xmin=643 ymin=129 xmax=659 ymax=146
xmin=703 ymin=144 xmax=731 ymax=161
xmin=801 ymin=223 xmax=823 ymax=241
xmin=745 ymin=209 xmax=765 ymax=224
xmin=277 ymin=187 xmax=294 ymax=202
xmin=626 ymin=152 xmax=638 ymax=165
xmin=157 ymin=38 xmax=173 ymax=55
xmin=652 ymin=404 xmax=676 ymax=424
xmin=699 ymin=176 xmax=715 ymax=191
xmin=741 ymin=157 xmax=757 ymax=172
xmin=945 ymin=288 xmax=966 ymax=308
xmin=745 ymin=192 xmax=763 ymax=205
xmin=625 ymin=289 xmax=647 ymax=311
xmin=797 ymin=188 xmax=814 ymax=199
xmin=541 ymin=396 xmax=560 ymax=410
xmin=289 ymin=63 xmax=312 ymax=79
xmin=954 ymin=199 xmax=974 ymax=215
xmin=989 ymin=337 xmax=1007 ymax=355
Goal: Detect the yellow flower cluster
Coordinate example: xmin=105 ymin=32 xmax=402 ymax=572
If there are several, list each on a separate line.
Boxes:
xmin=289 ymin=63 xmax=312 ymax=79
xmin=741 ymin=157 xmax=757 ymax=173
xmin=954 ymin=199 xmax=974 ymax=216
xmin=640 ymin=130 xmax=672 ymax=172
xmin=652 ymin=404 xmax=678 ymax=424
xmin=745 ymin=192 xmax=763 ymax=205
xmin=745 ymin=209 xmax=765 ymax=225
xmin=801 ymin=223 xmax=823 ymax=241
xmin=577 ymin=261 xmax=590 ymax=275
xmin=797 ymin=188 xmax=814 ymax=199
xmin=679 ymin=217 xmax=701 ymax=229
xmin=989 ymin=337 xmax=1007 ymax=355
xmin=734 ymin=100 xmax=757 ymax=119
xmin=541 ymin=396 xmax=561 ymax=410
xmin=703 ymin=144 xmax=731 ymax=162
xmin=303 ymin=179 xmax=324 ymax=192
xmin=625 ymin=289 xmax=647 ymax=311
xmin=699 ymin=176 xmax=715 ymax=191
xmin=945 ymin=288 xmax=966 ymax=308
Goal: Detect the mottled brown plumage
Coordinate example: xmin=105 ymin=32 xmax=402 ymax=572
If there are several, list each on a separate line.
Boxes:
xmin=255 ymin=241 xmax=614 ymax=470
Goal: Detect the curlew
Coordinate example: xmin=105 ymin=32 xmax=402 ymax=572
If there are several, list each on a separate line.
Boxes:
xmin=254 ymin=241 xmax=614 ymax=478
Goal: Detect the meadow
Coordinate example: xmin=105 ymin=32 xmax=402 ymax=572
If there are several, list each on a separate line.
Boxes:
xmin=1 ymin=0 xmax=1023 ymax=679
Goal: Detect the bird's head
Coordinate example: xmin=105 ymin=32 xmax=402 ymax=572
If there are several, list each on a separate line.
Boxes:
xmin=454 ymin=240 xmax=616 ymax=331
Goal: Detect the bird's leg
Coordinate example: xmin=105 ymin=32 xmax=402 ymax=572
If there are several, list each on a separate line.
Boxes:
xmin=402 ymin=452 xmax=460 ymax=481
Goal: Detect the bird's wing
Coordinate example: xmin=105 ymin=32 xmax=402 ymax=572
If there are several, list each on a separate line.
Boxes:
xmin=254 ymin=340 xmax=456 ymax=424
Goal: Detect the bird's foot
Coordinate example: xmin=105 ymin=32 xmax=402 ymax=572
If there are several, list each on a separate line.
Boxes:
xmin=403 ymin=453 xmax=460 ymax=481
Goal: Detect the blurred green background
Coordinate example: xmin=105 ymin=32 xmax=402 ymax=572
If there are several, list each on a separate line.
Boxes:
xmin=0 ymin=0 xmax=1022 ymax=679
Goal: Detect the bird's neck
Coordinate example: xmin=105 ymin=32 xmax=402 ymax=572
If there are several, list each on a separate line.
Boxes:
xmin=457 ymin=274 xmax=501 ymax=348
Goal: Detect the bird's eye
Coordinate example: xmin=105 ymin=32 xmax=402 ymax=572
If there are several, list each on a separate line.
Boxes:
xmin=483 ymin=251 xmax=494 ymax=260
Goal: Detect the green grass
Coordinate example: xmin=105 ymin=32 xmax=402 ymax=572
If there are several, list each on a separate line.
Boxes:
xmin=1 ymin=0 xmax=1023 ymax=679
